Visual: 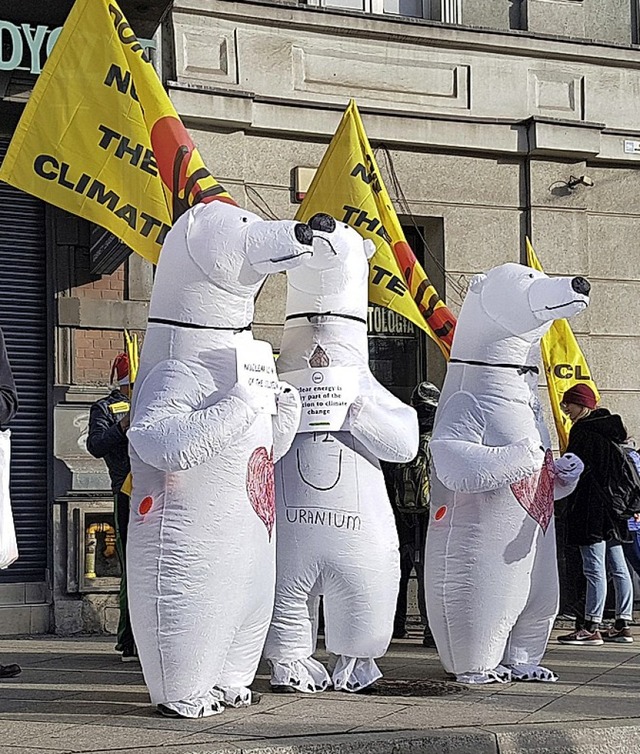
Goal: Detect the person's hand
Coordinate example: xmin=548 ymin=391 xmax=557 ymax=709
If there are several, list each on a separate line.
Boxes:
xmin=119 ymin=414 xmax=130 ymax=432
xmin=634 ymin=512 xmax=640 ymax=522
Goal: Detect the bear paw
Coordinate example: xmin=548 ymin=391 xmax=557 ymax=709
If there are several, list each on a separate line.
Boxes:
xmin=509 ymin=664 xmax=558 ymax=683
xmin=456 ymin=665 xmax=512 ymax=685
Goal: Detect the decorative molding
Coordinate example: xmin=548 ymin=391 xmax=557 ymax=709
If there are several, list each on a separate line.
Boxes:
xmin=529 ymin=70 xmax=584 ymax=119
xmin=292 ymin=45 xmax=470 ymax=110
xmin=175 ymin=21 xmax=238 ymax=84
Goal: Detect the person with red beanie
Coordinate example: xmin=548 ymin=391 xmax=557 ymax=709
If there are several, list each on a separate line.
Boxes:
xmin=86 ymin=353 xmax=136 ymax=661
xmin=557 ymin=384 xmax=634 ymax=646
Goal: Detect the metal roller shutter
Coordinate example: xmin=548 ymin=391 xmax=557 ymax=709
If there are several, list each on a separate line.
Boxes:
xmin=0 ymin=137 xmax=49 ymax=583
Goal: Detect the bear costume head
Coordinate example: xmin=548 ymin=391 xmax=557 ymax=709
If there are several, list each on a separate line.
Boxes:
xmin=150 ymin=202 xmax=314 ymax=329
xmin=285 ymin=213 xmax=376 ymax=320
xmin=452 ymin=263 xmax=590 ymax=365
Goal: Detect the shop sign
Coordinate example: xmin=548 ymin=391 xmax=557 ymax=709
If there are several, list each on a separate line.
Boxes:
xmin=0 ymin=21 xmax=154 ymax=75
xmin=367 ymin=305 xmax=416 ymax=336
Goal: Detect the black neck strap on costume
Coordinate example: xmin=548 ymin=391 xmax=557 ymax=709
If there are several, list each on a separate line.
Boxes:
xmin=285 ymin=311 xmax=368 ymax=326
xmin=148 ymin=316 xmax=252 ymax=333
xmin=449 ymin=358 xmax=539 ymax=376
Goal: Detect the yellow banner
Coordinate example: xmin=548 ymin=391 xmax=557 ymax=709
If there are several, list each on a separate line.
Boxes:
xmin=296 ymin=100 xmax=456 ymax=359
xmin=0 ymin=0 xmax=234 ymax=264
xmin=124 ymin=329 xmax=139 ymax=384
xmin=526 ymin=239 xmax=600 ymax=451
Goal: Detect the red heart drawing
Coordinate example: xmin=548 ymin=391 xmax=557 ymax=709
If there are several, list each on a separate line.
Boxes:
xmin=510 ymin=449 xmax=555 ymax=533
xmin=246 ymin=446 xmax=275 ymax=541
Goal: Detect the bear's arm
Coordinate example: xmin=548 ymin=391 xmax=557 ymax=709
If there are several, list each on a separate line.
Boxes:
xmin=272 ymin=383 xmax=302 ymax=463
xmin=129 ymin=360 xmax=257 ymax=472
xmin=430 ymin=391 xmax=544 ymax=494
xmin=349 ymin=379 xmax=419 ymax=463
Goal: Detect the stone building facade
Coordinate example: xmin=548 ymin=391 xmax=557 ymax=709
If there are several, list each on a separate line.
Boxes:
xmin=2 ymin=0 xmax=640 ymax=633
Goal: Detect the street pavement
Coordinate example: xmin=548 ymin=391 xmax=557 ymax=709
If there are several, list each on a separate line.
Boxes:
xmin=0 ymin=627 xmax=639 ymax=754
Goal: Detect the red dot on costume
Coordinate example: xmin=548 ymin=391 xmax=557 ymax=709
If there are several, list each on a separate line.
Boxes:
xmin=139 ymin=497 xmax=153 ymax=515
xmin=434 ymin=506 xmax=447 ymax=521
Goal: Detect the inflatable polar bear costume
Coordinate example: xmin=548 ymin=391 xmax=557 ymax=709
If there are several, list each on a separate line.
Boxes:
xmin=127 ymin=201 xmax=313 ymax=718
xmin=426 ymin=262 xmax=589 ymax=685
xmin=264 ymin=213 xmax=419 ymax=693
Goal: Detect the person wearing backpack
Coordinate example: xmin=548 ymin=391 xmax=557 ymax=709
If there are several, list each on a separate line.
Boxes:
xmin=382 ymin=382 xmax=439 ymax=647
xmin=556 ymin=384 xmax=635 ymax=646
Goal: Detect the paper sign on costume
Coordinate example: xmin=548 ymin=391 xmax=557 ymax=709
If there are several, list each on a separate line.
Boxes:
xmin=281 ymin=367 xmax=358 ymax=432
xmin=236 ymin=340 xmax=278 ymax=415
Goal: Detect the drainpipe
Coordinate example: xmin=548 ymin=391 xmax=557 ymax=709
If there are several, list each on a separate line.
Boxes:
xmin=522 ymin=117 xmax=534 ymax=261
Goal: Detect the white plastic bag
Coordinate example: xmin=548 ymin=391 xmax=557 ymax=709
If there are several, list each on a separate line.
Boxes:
xmin=0 ymin=429 xmax=18 ymax=570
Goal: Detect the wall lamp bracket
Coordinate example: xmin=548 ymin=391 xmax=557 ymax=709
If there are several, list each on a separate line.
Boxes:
xmin=566 ymin=175 xmax=595 ymax=190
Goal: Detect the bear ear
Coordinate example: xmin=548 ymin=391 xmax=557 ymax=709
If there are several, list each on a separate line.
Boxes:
xmin=363 ymin=238 xmax=376 ymax=260
xmin=469 ymin=273 xmax=487 ymax=294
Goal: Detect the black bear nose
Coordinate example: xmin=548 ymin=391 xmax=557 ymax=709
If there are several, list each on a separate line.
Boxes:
xmin=294 ymin=223 xmax=314 ymax=246
xmin=571 ymin=276 xmax=591 ymax=296
xmin=308 ymin=213 xmax=336 ymax=233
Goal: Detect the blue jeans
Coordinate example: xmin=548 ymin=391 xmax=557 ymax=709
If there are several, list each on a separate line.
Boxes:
xmin=579 ymin=541 xmax=634 ymax=624
xmin=623 ymin=534 xmax=640 ymax=579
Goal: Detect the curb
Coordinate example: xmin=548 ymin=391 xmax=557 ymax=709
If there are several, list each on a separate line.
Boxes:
xmin=100 ymin=720 xmax=640 ymax=754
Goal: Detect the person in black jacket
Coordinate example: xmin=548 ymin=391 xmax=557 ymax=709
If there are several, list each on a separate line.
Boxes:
xmin=86 ymin=354 xmax=136 ymax=661
xmin=0 ymin=328 xmax=21 ymax=679
xmin=557 ymin=384 xmax=634 ymax=646
xmin=382 ymin=382 xmax=439 ymax=647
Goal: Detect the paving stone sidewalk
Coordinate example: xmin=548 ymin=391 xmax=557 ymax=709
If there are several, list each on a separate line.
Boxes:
xmin=0 ymin=628 xmax=639 ymax=754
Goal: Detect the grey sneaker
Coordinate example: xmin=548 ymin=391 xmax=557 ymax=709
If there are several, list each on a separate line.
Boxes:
xmin=603 ymin=626 xmax=633 ymax=643
xmin=557 ymin=628 xmax=604 ymax=646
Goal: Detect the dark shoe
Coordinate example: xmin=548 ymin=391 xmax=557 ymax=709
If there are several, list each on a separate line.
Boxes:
xmin=392 ymin=629 xmax=408 ymax=639
xmin=235 ymin=691 xmax=261 ymax=705
xmin=557 ymin=628 xmax=603 ymax=646
xmin=603 ymin=626 xmax=634 ymax=643
xmin=121 ymin=646 xmax=139 ymax=663
xmin=270 ymin=684 xmax=297 ymax=694
xmin=0 ymin=664 xmax=21 ymax=678
xmin=157 ymin=703 xmax=181 ymax=718
xmin=422 ymin=632 xmax=437 ymax=648
xmin=350 ymin=682 xmax=378 ymax=694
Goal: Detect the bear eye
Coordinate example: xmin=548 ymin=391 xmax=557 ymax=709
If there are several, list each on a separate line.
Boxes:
xmin=344 ymin=224 xmax=348 ymax=229
xmin=242 ymin=217 xmax=248 ymax=223
xmin=528 ymin=273 xmax=534 ymax=278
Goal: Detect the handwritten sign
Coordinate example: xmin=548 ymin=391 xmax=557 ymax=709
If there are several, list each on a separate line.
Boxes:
xmin=236 ymin=340 xmax=278 ymax=415
xmin=281 ymin=367 xmax=359 ymax=432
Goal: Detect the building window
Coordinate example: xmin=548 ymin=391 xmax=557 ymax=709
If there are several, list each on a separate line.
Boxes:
xmin=305 ymin=0 xmax=461 ymax=24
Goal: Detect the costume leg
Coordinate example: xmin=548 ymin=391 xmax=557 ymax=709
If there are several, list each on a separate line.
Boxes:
xmin=264 ymin=573 xmax=330 ymax=693
xmin=216 ymin=599 xmax=275 ymax=707
xmin=324 ymin=551 xmax=399 ymax=692
xmin=501 ymin=523 xmax=559 ymax=681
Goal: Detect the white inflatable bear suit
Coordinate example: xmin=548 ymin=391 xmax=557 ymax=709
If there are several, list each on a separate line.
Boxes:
xmin=127 ymin=201 xmax=312 ymax=717
xmin=426 ymin=262 xmax=589 ymax=684
xmin=264 ymin=214 xmax=419 ymax=693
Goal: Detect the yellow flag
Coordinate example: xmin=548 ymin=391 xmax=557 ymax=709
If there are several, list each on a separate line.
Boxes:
xmin=526 ymin=239 xmax=600 ymax=451
xmin=0 ymin=0 xmax=234 ymax=264
xmin=296 ymin=100 xmax=456 ymax=359
xmin=124 ymin=329 xmax=139 ymax=384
